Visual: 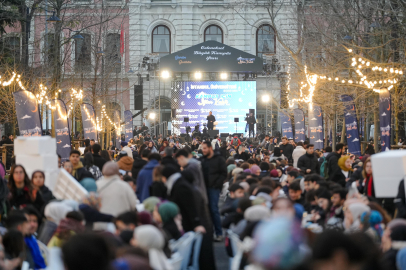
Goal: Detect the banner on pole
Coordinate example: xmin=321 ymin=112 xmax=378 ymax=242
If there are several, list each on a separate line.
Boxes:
xmin=13 ymin=90 xmax=42 ymax=137
xmin=52 ymin=99 xmax=71 ymax=162
xmin=293 ymin=109 xmax=305 ymax=142
xmin=124 ymin=110 xmax=133 ymax=142
xmin=379 ymin=89 xmax=391 ymax=151
xmin=341 ymin=95 xmax=361 ymax=155
xmin=114 ymin=110 xmax=121 ymax=150
xmin=80 ymin=103 xmax=97 ymax=141
xmin=280 ymin=111 xmax=293 ymax=139
xmin=308 ymin=105 xmax=324 ymax=150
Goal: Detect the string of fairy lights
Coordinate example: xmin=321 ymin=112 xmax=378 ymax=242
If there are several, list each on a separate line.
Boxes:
xmin=286 ymin=48 xmax=404 ymax=107
xmin=0 ymin=74 xmax=121 ymax=134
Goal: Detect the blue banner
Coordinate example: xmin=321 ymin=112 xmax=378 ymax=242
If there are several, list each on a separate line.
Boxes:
xmin=308 ymin=105 xmax=324 ymax=150
xmin=13 ymin=90 xmax=42 ymax=137
xmin=379 ymin=89 xmax=391 ymax=151
xmin=52 ymin=99 xmax=71 ymax=162
xmin=293 ymin=109 xmax=305 ymax=142
xmin=341 ymin=95 xmax=361 ymax=155
xmin=81 ymin=103 xmax=97 ymax=141
xmin=114 ymin=110 xmax=121 ymax=150
xmin=124 ymin=110 xmax=133 ymax=142
xmin=280 ymin=111 xmax=293 ymax=139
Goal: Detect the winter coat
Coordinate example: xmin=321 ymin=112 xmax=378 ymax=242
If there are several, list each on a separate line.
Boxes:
xmin=92 ymin=153 xmax=106 ymax=172
xmin=78 ymin=204 xmax=114 ymax=229
xmin=279 ymin=143 xmax=294 ymax=162
xmin=325 ymin=152 xmax=341 ymax=180
xmin=292 ymin=146 xmax=306 ymax=168
xmin=395 ymin=179 xmax=406 ymax=219
xmin=330 ymin=169 xmax=352 ymax=187
xmin=131 ymin=158 xmax=148 ymax=181
xmin=297 ymin=153 xmax=320 ymax=175
xmin=39 ymin=185 xmax=55 ymax=204
xmin=9 ymin=187 xmax=44 ymax=213
xmin=135 ymin=160 xmax=160 ymax=202
xmin=183 ymin=158 xmax=208 ymax=204
xmin=86 ymin=165 xmax=102 ymax=180
xmin=161 ymin=156 xmax=180 ymax=170
xmin=201 ymin=153 xmax=227 ymax=189
xmin=96 ymin=175 xmax=138 ymax=216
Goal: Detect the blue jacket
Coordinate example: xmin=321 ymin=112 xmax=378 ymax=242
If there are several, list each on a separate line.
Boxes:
xmin=136 ymin=160 xmax=160 ymax=202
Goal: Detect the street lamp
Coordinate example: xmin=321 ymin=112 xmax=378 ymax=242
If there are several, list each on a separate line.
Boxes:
xmin=46 ymin=12 xmax=61 ymax=23
xmin=72 ymin=31 xmax=84 ymax=40
xmin=161 ymin=70 xmax=170 ymax=79
xmin=343 ymin=35 xmax=353 ymax=41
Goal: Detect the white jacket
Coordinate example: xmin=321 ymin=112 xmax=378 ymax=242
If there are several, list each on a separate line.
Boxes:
xmin=97 ymin=175 xmax=138 ymax=216
xmin=292 ymin=146 xmax=306 ymax=168
xmin=211 ymin=139 xmax=220 ymax=149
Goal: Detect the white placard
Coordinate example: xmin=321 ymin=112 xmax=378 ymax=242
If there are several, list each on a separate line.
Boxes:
xmin=53 ymin=168 xmax=88 ymax=201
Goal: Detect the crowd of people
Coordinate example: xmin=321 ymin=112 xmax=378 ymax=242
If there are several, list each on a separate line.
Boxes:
xmin=1 ymin=131 xmax=406 ymax=270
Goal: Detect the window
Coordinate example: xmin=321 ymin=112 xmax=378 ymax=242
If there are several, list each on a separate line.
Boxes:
xmin=105 ymin=33 xmax=121 ymax=73
xmin=256 ymin=24 xmax=276 ymax=58
xmin=44 ymin=33 xmax=55 ymax=65
xmin=152 ymin=25 xmax=170 ymax=56
xmin=75 ymin=33 xmax=91 ymax=72
xmin=204 ymin=25 xmax=223 ymax=43
xmin=2 ymin=36 xmax=20 ymax=61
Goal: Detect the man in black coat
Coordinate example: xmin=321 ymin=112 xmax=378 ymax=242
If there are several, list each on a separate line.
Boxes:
xmin=91 ymin=144 xmax=106 ymax=172
xmin=246 ymin=112 xmax=256 ymax=138
xmin=131 ymin=149 xmax=150 ymax=181
xmin=201 ymin=141 xmax=227 ymax=241
xmin=279 ymin=136 xmax=294 ymax=163
xmin=206 ymin=111 xmax=216 ymax=131
xmin=297 ymin=144 xmax=320 ymax=175
xmin=160 ymin=147 xmax=180 ymax=170
xmin=325 ymin=143 xmax=345 ymax=180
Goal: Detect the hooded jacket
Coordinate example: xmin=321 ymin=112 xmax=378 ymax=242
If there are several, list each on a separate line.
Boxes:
xmin=326 ymin=152 xmax=341 ymax=180
xmin=117 ymin=156 xmax=133 ymax=172
xmin=136 ymin=160 xmax=160 ymax=202
xmin=131 ymin=158 xmax=148 ymax=180
xmin=292 ymin=146 xmax=306 ymax=168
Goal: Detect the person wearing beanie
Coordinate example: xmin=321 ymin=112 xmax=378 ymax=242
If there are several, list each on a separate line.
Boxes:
xmin=331 ymin=155 xmax=353 ymax=187
xmin=120 ymin=141 xmax=133 ymax=160
xmin=270 ymin=169 xmax=279 ymax=181
xmin=250 ymin=165 xmax=261 ymax=176
xmin=117 ymin=156 xmax=133 ymax=172
xmin=96 ymin=162 xmax=138 ymax=216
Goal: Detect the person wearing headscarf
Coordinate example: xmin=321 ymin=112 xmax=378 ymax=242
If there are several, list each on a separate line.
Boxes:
xmin=344 ymin=202 xmax=370 ymax=233
xmin=132 ymin=225 xmax=173 ymax=270
xmin=38 ymin=202 xmax=73 ymax=245
xmin=156 ymin=202 xmax=182 ymax=240
xmin=382 ymin=219 xmax=406 ymax=269
xmin=142 ymin=197 xmax=161 ymax=214
xmin=250 ymin=165 xmax=261 ymax=176
xmin=80 ymin=178 xmax=98 ymax=193
xmin=79 ymin=193 xmax=114 ymax=230
xmin=138 ymin=211 xmax=153 ymax=225
xmin=331 ymin=155 xmax=353 ymax=187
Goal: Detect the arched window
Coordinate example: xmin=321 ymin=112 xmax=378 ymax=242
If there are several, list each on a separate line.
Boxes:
xmin=256 ymin=24 xmax=276 ymax=58
xmin=152 ymin=25 xmax=171 ymax=56
xmin=204 ymin=25 xmax=223 ymax=43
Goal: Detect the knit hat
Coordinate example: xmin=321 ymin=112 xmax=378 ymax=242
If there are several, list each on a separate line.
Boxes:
xmin=117 ymin=156 xmax=133 ymax=172
xmin=158 ymin=202 xmax=179 ymax=224
xmin=102 ymin=161 xmax=120 ymax=176
xmin=138 ymin=211 xmax=153 ymax=225
xmin=243 ymin=169 xmax=251 ymax=173
xmin=250 ymin=165 xmax=260 ymax=175
xmin=80 ymin=178 xmax=97 ymax=193
xmin=338 ymin=156 xmax=353 ymax=172
xmin=121 ymin=141 xmax=128 ymax=147
xmin=227 ymin=164 xmax=237 ymax=174
xmin=270 ymin=169 xmax=278 ymax=177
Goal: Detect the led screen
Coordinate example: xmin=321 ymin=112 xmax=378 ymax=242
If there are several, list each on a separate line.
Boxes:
xmin=171 ymin=81 xmax=257 ymax=135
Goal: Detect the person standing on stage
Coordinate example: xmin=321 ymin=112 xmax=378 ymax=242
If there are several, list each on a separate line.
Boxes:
xmin=207 ymin=111 xmax=216 ymax=131
xmin=247 ymin=112 xmax=257 ymax=137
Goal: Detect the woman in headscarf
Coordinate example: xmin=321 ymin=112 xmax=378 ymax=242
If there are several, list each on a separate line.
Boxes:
xmin=147 ymin=141 xmax=158 ymax=153
xmin=331 ymin=155 xmax=353 ymax=187
xmin=344 ymin=202 xmax=370 ymax=233
xmin=132 ymin=225 xmax=173 ymax=270
xmin=47 ymin=211 xmax=85 ymax=248
xmin=154 ymin=202 xmax=182 ymax=240
xmin=142 ymin=197 xmax=161 ymax=214
xmin=250 ymin=165 xmax=261 ymax=176
xmin=158 ymin=141 xmax=168 ymax=153
xmin=31 ymin=170 xmax=55 ymax=204
xmin=79 ymin=193 xmax=114 ymax=230
xmin=8 ymin=165 xmax=44 ymax=212
xmin=38 ymin=202 xmax=73 ymax=245
xmin=382 ymin=219 xmax=406 ymax=269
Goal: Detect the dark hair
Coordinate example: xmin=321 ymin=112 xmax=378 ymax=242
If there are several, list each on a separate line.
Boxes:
xmin=8 ymin=165 xmax=35 ymax=201
xmin=90 ymin=139 xmax=95 ymax=142
xmin=226 ymin=158 xmax=236 ymax=166
xmin=229 ymin=183 xmax=244 ymax=193
xmin=62 ymin=233 xmax=112 ymax=270
xmin=31 ymin=170 xmax=45 ymax=185
xmin=305 ymin=189 xmax=317 ymax=204
xmin=296 ymin=142 xmax=304 ymax=147
xmin=306 ymin=144 xmax=314 ymax=149
xmin=241 ymin=163 xmax=250 ymax=170
xmin=288 ymin=180 xmax=301 ymax=191
xmin=23 ymin=205 xmax=41 ymax=221
xmin=92 ymin=144 xmax=101 ymax=154
xmin=175 ymin=149 xmax=189 ymax=158
xmin=237 ymin=198 xmax=252 ymax=213
xmin=66 ymin=211 xmax=85 ymax=222
xmin=287 ymin=170 xmax=299 ymax=179
xmin=84 ymin=153 xmax=95 ymax=169
xmin=202 ymin=141 xmax=212 ymax=148
xmin=336 ymin=143 xmax=345 ymax=152
xmin=148 ymin=153 xmax=161 ymax=162
xmin=304 ymin=174 xmax=324 ymax=183
xmin=141 ymin=149 xmax=151 ymax=158
xmin=281 ymin=136 xmax=287 ymax=140
xmin=70 ymin=150 xmax=81 ymax=156
xmin=3 ymin=229 xmax=24 ymax=258
xmin=332 ymin=188 xmax=348 ymax=200
xmin=100 ymin=150 xmax=112 ymax=161
xmin=115 ymin=211 xmax=138 ymax=226
xmin=247 ymin=159 xmax=256 ymax=165
xmin=5 ymin=210 xmax=27 ymax=230
xmin=246 ymin=178 xmax=259 ymax=185
xmin=255 ymin=186 xmax=272 ymax=196
xmin=273 ymin=147 xmax=282 ymax=157
xmin=123 ymin=175 xmax=136 ymax=185
xmin=324 ymin=146 xmax=332 ymax=153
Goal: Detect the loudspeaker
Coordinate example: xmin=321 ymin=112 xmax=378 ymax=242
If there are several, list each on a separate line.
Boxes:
xmin=220 ymin=133 xmax=229 ymax=137
xmin=171 ymin=109 xmax=176 ymax=118
xmin=134 ymin=85 xmax=143 ymax=110
xmin=184 ymin=117 xmax=189 ymax=123
xmin=249 ymin=109 xmax=255 ymax=115
xmin=208 ymin=130 xmax=219 ymax=138
xmin=234 ymin=118 xmax=239 ymax=123
xmin=180 ymin=133 xmax=187 ymax=138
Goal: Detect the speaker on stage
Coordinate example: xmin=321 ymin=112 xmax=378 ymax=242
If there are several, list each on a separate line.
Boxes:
xmin=184 ymin=117 xmax=189 ymax=123
xmin=234 ymin=118 xmax=239 ymax=123
xmin=208 ymin=130 xmax=219 ymax=138
xmin=172 ymin=109 xmax=176 ymax=118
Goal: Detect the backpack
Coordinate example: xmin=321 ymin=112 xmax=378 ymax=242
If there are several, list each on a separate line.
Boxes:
xmin=232 ymin=138 xmax=239 ymax=146
xmin=215 ymin=141 xmax=220 ymax=150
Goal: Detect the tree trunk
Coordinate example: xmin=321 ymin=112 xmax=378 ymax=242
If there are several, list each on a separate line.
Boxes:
xmin=341 ymin=117 xmax=346 ymax=143
xmin=332 ymin=112 xmax=336 ymax=151
xmin=374 ymin=95 xmax=379 ymax=153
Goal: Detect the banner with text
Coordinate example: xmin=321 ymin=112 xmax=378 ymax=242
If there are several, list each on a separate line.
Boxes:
xmin=114 ymin=110 xmax=121 ymax=150
xmin=308 ymin=105 xmax=324 ymax=150
xmin=341 ymin=95 xmax=361 ymax=155
xmin=379 ymin=89 xmax=391 ymax=151
xmin=80 ymin=103 xmax=97 ymax=141
xmin=280 ymin=111 xmax=293 ymax=140
xmin=293 ymin=109 xmax=305 ymax=142
xmin=13 ymin=90 xmax=42 ymax=137
xmin=124 ymin=110 xmax=133 ymax=142
xmin=52 ymin=99 xmax=71 ymax=161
